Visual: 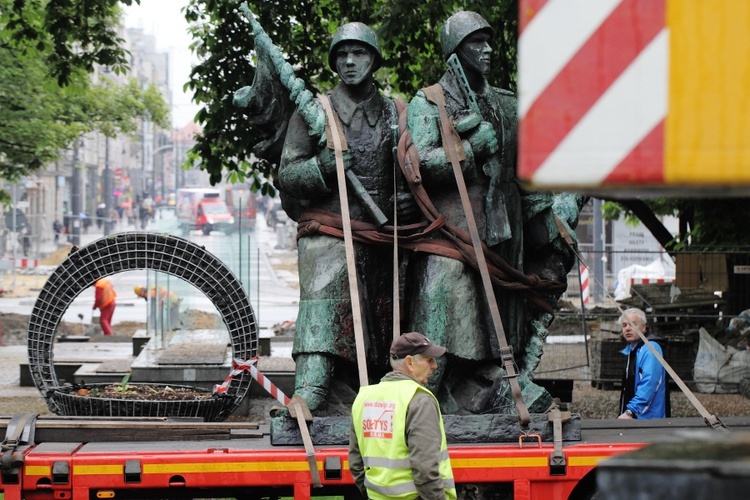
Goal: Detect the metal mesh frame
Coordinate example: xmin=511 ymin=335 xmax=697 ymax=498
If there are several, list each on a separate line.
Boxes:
xmin=27 ymin=232 xmax=258 ymax=421
xmin=51 ymin=383 xmax=235 ymax=421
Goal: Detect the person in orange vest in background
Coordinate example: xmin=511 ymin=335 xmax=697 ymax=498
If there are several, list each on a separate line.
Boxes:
xmin=134 ymin=285 xmax=182 ymax=330
xmin=93 ymin=278 xmax=117 ymax=336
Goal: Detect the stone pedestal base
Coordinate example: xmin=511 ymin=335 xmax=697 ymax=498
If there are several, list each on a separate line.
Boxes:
xmin=270 ymin=413 xmax=581 ymax=446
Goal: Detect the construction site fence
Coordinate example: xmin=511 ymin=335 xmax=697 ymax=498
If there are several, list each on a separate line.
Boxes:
xmin=562 ymin=247 xmax=750 ymax=316
xmin=545 ymin=247 xmax=750 ymax=386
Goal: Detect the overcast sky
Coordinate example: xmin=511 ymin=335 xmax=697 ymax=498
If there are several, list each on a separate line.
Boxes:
xmin=124 ymin=0 xmax=199 ymax=129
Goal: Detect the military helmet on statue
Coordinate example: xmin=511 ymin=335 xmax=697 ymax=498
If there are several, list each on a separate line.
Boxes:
xmin=328 ymin=22 xmax=382 ymax=72
xmin=440 ymin=11 xmax=494 ymax=58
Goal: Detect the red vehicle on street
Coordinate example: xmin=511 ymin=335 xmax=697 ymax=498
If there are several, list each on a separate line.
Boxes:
xmin=224 ymin=184 xmax=257 ymax=230
xmin=176 ymin=188 xmax=235 ymax=235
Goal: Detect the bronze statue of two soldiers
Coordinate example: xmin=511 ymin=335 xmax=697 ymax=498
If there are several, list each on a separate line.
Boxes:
xmin=235 ymin=6 xmax=586 ymax=417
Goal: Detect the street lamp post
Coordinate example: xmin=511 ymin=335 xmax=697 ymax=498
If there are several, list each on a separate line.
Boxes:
xmin=172 ymin=141 xmax=180 ymax=197
xmin=153 ymin=144 xmax=173 ymax=207
xmin=71 ymin=141 xmax=82 ymax=246
xmin=103 ymin=136 xmax=113 ymax=236
xmin=161 ymin=155 xmax=166 ymax=204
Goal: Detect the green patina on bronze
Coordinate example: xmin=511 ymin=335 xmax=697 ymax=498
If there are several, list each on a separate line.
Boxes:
xmin=233 ymin=4 xmax=325 ymax=164
xmin=401 ymin=11 xmax=586 ymax=414
xmin=234 ymin=5 xmax=586 ymax=418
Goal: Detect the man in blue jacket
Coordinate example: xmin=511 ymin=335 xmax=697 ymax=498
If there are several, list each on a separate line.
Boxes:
xmin=618 ymin=307 xmax=670 ymax=419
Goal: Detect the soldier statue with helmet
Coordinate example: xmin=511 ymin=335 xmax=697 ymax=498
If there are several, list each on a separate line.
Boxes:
xmin=401 ymin=11 xmax=586 ymax=414
xmin=234 ymin=6 xmax=585 ymax=420
xmin=275 ymin=22 xmax=417 ymax=414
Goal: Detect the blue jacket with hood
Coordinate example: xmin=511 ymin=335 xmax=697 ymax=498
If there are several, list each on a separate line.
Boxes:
xmin=619 ymin=336 xmax=668 ymax=419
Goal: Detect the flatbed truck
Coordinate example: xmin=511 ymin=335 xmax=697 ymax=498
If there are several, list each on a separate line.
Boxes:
xmin=3 ymin=415 xmax=749 ymax=500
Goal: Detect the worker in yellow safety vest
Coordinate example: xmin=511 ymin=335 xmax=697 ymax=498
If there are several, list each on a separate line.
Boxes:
xmin=349 ymin=332 xmax=456 ymax=499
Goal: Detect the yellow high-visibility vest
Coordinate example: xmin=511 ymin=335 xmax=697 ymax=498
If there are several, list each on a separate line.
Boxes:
xmin=352 ymin=379 xmax=456 ymax=500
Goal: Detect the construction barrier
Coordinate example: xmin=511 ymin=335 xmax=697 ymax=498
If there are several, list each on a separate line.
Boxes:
xmin=0 ymin=258 xmax=38 ymax=270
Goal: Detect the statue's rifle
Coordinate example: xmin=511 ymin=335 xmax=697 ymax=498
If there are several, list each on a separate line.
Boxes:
xmin=446 ymin=54 xmax=484 ymax=122
xmin=237 ymin=3 xmax=325 ymax=139
xmin=446 ymin=54 xmax=510 ymax=244
xmin=237 ymin=3 xmax=388 ymax=227
xmin=443 ymin=53 xmax=530 ymax=429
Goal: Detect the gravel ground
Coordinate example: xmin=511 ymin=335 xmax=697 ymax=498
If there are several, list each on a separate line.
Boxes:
xmin=7 ymin=383 xmax=748 ymax=423
xmin=572 ymin=381 xmax=750 ymax=419
xmin=0 ymin=394 xmax=50 ymax=415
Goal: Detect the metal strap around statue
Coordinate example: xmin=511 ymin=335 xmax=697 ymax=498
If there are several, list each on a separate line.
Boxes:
xmin=396 ymin=112 xmax=564 ymax=313
xmin=318 ymin=93 xmax=369 ymax=388
xmin=287 ymin=395 xmax=322 ymax=488
xmin=392 ymin=124 xmax=401 ymax=342
xmin=391 ymin=99 xmax=407 ymax=342
xmin=547 ymin=403 xmax=569 ymax=475
xmin=422 ymin=83 xmax=531 ymax=429
xmin=1 ymin=412 xmax=38 ymax=477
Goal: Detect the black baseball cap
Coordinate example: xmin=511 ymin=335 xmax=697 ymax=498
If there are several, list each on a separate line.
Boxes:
xmin=390 ymin=332 xmax=446 ymax=359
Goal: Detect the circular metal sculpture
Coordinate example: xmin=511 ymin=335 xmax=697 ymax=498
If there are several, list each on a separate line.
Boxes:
xmin=27 ymin=232 xmax=258 ymax=421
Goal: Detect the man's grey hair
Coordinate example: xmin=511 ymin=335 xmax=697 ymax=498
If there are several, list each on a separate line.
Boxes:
xmin=390 ymin=357 xmax=406 ymax=371
xmin=619 ymin=307 xmax=647 ymax=326
xmin=390 ymin=353 xmax=431 ymax=371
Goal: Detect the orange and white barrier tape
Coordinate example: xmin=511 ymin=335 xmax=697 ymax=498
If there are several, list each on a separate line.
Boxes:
xmin=214 ymin=357 xmax=291 ymax=406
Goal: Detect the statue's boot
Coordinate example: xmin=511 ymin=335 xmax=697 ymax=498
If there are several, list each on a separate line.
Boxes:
xmin=293 ymin=353 xmax=333 ymax=413
xmin=492 ymin=373 xmax=553 ymax=414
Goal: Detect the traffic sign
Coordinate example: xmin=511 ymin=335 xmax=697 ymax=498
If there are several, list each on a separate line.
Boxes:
xmin=3 ymin=209 xmax=27 ymax=231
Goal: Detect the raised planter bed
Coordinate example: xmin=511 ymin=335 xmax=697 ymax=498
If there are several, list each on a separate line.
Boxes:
xmin=27 ymin=232 xmax=258 ymax=421
xmin=52 ymin=382 xmax=235 ymax=421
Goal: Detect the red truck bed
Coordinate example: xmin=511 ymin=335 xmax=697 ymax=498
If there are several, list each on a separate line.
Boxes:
xmin=3 ymin=415 xmax=748 ymax=500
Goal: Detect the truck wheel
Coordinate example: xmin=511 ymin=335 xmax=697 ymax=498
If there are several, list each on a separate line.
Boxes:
xmin=202 ymin=225 xmax=212 ymax=235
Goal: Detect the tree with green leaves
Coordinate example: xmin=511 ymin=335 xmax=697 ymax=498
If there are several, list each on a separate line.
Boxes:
xmin=13 ymin=0 xmax=746 ymax=253
xmin=1 ymin=0 xmax=168 ymax=204
xmin=7 ymin=0 xmax=518 ymax=193
xmin=6 ymin=0 xmax=138 ymax=86
xmin=183 ymin=0 xmax=517 ymax=193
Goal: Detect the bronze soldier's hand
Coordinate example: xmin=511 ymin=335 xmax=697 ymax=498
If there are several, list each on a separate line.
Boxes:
xmin=453 ymin=112 xmax=482 ymax=134
xmin=466 ymin=121 xmax=499 ymax=159
xmin=317 ymin=147 xmax=353 ymax=177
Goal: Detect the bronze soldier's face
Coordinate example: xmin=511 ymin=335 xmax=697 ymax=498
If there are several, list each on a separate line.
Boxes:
xmin=456 ymin=31 xmax=492 ymax=75
xmin=335 ymin=42 xmax=375 ymax=86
